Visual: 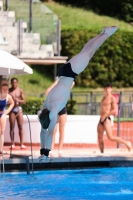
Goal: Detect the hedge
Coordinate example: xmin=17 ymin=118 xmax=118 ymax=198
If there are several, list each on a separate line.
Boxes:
xmin=21 ymin=97 xmax=76 ymax=115
xmin=21 ymin=97 xmax=44 ymax=115
xmin=60 ymin=30 xmax=133 ymax=88
xmin=114 ymin=118 xmax=133 ymax=122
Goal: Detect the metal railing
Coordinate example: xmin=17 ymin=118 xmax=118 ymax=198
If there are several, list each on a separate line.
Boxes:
xmin=0 ymin=134 xmax=5 ymax=174
xmin=10 ymin=111 xmax=34 ymax=174
xmin=74 ymin=102 xmax=133 ymax=118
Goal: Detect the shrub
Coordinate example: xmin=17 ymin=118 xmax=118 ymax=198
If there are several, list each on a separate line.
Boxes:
xmin=22 ymin=97 xmax=76 ymax=115
xmin=22 ymin=97 xmax=45 ymax=115
xmin=61 ymin=29 xmax=133 ymax=88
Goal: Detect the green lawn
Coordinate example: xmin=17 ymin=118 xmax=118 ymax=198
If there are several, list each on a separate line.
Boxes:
xmin=7 ymin=0 xmax=133 ymax=97
xmin=11 ymin=68 xmax=53 ymax=96
xmin=8 ymin=0 xmax=133 ymax=32
xmin=45 ymin=1 xmax=133 ymax=31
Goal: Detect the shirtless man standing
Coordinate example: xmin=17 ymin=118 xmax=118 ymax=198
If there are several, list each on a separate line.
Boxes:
xmin=9 ymin=78 xmax=26 ymax=149
xmin=97 ymin=83 xmax=132 ymax=153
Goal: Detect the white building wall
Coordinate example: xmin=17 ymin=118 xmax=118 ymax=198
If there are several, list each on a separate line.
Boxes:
xmin=4 ymin=115 xmax=105 ymax=144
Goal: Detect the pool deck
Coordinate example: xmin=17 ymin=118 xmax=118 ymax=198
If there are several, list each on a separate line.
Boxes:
xmin=1 ymin=145 xmax=133 ymax=173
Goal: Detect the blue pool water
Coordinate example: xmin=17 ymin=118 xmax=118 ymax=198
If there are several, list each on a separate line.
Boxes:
xmin=0 ymin=167 xmax=133 ymax=200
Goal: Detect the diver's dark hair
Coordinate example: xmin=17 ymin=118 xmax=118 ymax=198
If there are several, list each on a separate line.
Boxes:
xmin=1 ymin=83 xmax=8 ymax=88
xmin=11 ymin=77 xmax=18 ymax=83
xmin=103 ymin=82 xmax=112 ymax=88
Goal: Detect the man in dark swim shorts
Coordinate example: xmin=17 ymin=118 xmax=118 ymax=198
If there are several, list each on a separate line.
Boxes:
xmin=97 ymin=83 xmax=132 ymax=153
xmin=99 ymin=116 xmax=111 ymax=126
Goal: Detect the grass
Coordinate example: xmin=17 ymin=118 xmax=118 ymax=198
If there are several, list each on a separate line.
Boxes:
xmin=12 ymin=69 xmax=53 ymax=96
xmin=7 ymin=0 xmax=133 ymax=97
xmin=8 ymin=0 xmax=133 ymax=32
xmin=45 ymin=1 xmax=133 ymax=31
xmin=114 ymin=118 xmax=133 ymax=122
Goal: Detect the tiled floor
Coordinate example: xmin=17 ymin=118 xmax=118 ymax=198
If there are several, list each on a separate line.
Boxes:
xmin=2 ymin=145 xmax=133 ymax=159
xmin=1 ymin=145 xmax=133 ymax=174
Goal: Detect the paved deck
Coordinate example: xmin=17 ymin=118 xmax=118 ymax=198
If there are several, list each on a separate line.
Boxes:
xmin=1 ymin=146 xmax=133 ymax=173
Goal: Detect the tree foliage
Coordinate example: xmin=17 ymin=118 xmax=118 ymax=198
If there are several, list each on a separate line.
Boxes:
xmin=52 ymin=0 xmax=133 ymax=22
xmin=61 ymin=30 xmax=133 ymax=88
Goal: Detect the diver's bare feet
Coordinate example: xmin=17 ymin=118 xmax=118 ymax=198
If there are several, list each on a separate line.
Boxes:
xmin=102 ymin=26 xmax=118 ymax=36
xmin=127 ymin=141 xmax=132 ymax=152
xmin=38 ymin=155 xmax=45 ymax=163
xmin=58 ymin=150 xmax=63 ymax=157
xmin=38 ymin=154 xmax=49 ymax=163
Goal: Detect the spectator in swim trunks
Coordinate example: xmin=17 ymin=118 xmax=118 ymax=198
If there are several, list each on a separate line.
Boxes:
xmin=97 ymin=82 xmax=132 ymax=153
xmin=0 ymin=84 xmax=14 ymax=154
xmin=38 ymin=26 xmax=118 ymax=160
xmin=44 ymin=77 xmax=75 ymax=156
xmin=9 ymin=78 xmax=26 ymax=149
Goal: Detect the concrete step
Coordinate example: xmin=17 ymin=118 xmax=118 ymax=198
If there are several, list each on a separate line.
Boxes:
xmin=22 ymin=44 xmax=40 ymax=52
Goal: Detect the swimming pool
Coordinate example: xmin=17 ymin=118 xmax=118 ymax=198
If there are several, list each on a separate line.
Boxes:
xmin=0 ymin=167 xmax=133 ymax=200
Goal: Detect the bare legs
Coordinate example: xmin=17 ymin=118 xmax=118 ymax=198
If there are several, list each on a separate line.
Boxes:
xmin=50 ymin=123 xmax=58 ymax=150
xmin=0 ymin=114 xmax=6 ymax=153
xmin=97 ymin=119 xmax=132 ymax=153
xmin=51 ymin=114 xmax=67 ymax=154
xmin=58 ymin=114 xmax=67 ymax=151
xmin=16 ymin=111 xmax=24 ymax=147
xmin=69 ymin=26 xmax=118 ymax=74
xmin=97 ymin=122 xmax=104 ymax=153
xmin=9 ymin=112 xmax=16 ymax=146
xmin=9 ymin=111 xmax=25 ymax=148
